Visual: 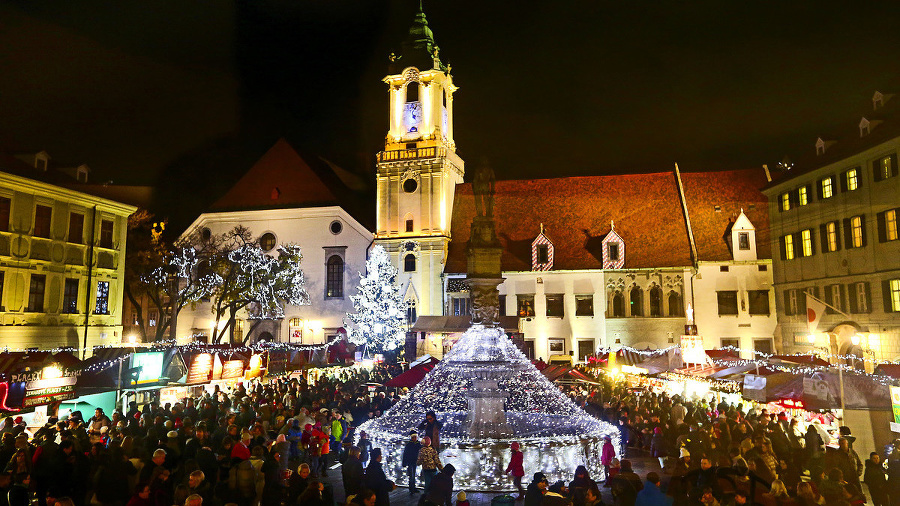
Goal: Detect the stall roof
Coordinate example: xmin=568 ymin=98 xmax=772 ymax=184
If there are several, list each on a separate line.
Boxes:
xmin=385 ymin=357 xmax=439 ymax=388
xmin=0 ymin=351 xmax=57 ymax=379
xmin=710 ymin=363 xmax=777 ymax=380
xmin=770 ymin=354 xmax=830 ymax=367
xmin=874 ymin=364 xmax=900 ymax=379
xmin=410 ymin=316 xmax=519 ymax=333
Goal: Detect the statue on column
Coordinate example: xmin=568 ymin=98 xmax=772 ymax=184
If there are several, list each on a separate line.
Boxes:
xmin=472 ymin=159 xmax=495 ymax=219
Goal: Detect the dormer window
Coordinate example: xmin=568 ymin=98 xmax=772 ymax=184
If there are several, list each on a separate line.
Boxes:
xmin=536 ymin=244 xmax=549 ymax=264
xmin=601 ymin=221 xmax=625 ymax=269
xmin=608 ymin=243 xmax=619 ymax=261
xmin=531 ymin=225 xmax=554 ymax=271
xmin=738 ymin=232 xmax=750 ymax=250
xmin=873 ymin=91 xmax=885 ymax=110
xmin=34 ymin=151 xmax=49 ymax=171
xmin=860 ymin=118 xmax=870 ymax=137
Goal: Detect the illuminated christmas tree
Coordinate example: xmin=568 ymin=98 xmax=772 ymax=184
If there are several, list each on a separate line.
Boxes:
xmin=345 ymin=245 xmax=406 ymax=354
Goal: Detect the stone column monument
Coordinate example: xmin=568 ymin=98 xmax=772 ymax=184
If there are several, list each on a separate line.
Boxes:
xmin=467 ymin=160 xmax=503 ymax=326
xmin=463 ymin=161 xmax=512 ymax=438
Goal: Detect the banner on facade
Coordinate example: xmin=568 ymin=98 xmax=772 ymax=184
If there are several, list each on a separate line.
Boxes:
xmin=890 ymin=386 xmax=900 ymax=424
xmin=681 ymin=335 xmax=705 ymax=365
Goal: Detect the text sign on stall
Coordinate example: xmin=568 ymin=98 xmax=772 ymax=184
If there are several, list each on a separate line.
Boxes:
xmin=891 ymin=386 xmax=900 ymax=424
xmin=24 ymin=376 xmax=76 ymax=408
xmin=221 ymin=360 xmax=244 ymax=380
xmin=186 ymin=354 xmax=213 ymax=384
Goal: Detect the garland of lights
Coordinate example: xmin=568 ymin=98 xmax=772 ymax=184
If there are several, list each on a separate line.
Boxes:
xmin=708 ymin=357 xmax=899 ymax=385
xmin=716 ymin=344 xmax=899 ymax=364
xmin=357 ymin=324 xmax=621 ymax=491
xmin=594 ymin=345 xmax=679 ymax=356
xmin=0 ymin=336 xmax=346 ymax=380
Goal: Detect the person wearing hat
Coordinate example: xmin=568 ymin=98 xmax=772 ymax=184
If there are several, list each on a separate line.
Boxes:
xmin=401 ymin=431 xmax=421 ymax=494
xmin=543 ymin=480 xmax=569 ymax=506
xmin=601 ymin=435 xmax=616 ymax=485
xmin=609 ymin=459 xmax=643 ymax=506
xmin=525 ymin=473 xmax=548 ymax=506
xmin=422 ymin=464 xmax=456 ymax=506
xmin=505 ymin=442 xmax=525 ymax=499
xmin=417 ymin=436 xmax=443 ymax=492
xmin=569 ymin=465 xmax=597 ymax=506
xmin=863 ymin=451 xmax=888 ymax=506
xmin=358 ymin=430 xmax=372 ymax=466
xmin=456 ymin=491 xmax=470 ymax=506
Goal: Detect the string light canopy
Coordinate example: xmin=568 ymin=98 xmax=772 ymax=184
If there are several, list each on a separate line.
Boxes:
xmin=357 ymin=324 xmax=619 ymax=491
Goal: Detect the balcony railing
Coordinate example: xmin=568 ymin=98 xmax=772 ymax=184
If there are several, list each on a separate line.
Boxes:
xmin=378 ymin=146 xmax=446 ymax=163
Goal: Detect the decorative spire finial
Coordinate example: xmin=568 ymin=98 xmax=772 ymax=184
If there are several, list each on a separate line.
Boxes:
xmin=540 ymin=223 xmax=544 ymax=234
xmin=610 ymin=220 xmax=615 ymax=231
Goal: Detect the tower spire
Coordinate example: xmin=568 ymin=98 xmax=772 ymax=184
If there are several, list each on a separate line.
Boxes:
xmin=389 ymin=1 xmax=445 ymax=73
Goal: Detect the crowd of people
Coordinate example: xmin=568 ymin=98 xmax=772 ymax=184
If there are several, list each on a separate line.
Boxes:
xmin=559 ymin=377 xmax=900 ymax=506
xmin=0 ymin=363 xmax=897 ymax=506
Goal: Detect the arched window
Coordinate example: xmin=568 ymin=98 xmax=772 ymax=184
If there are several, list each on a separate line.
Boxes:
xmin=630 ymin=287 xmax=643 ymax=316
xmin=404 ymin=254 xmax=416 ymax=272
xmin=649 ymin=287 xmax=662 ymax=317
xmin=612 ymin=292 xmax=625 ymax=317
xmin=406 ymin=300 xmax=417 ymax=325
xmin=406 ymin=82 xmax=419 ymax=102
xmin=326 ymin=255 xmax=343 ymax=298
xmin=668 ymin=291 xmax=684 ymax=316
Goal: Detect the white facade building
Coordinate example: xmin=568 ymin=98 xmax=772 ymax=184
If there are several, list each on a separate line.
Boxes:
xmin=177 ymin=139 xmax=373 ymax=345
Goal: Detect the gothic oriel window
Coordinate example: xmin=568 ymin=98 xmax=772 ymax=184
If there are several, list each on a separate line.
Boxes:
xmin=649 ymin=287 xmax=662 ymax=317
xmin=630 ymin=287 xmax=643 ymax=316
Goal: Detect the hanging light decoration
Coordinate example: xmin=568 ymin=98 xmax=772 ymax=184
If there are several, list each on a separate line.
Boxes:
xmin=357 ymin=325 xmax=620 ymax=491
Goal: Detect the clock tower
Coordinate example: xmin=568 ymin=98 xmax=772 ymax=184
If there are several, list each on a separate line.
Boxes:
xmin=375 ymin=3 xmax=464 ymax=319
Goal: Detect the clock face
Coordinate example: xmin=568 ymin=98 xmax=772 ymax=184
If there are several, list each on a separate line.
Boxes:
xmin=403 ymin=101 xmax=422 ymax=133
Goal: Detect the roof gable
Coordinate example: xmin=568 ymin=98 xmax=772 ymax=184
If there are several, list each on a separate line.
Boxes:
xmin=601 ymin=224 xmax=625 ymax=269
xmin=210 ymin=138 xmax=343 ymax=212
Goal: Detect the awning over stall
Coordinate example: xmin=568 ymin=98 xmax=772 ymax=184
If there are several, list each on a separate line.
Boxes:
xmin=385 ymin=356 xmax=440 ymax=388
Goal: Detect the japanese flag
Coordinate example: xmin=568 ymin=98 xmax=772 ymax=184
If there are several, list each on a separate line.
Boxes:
xmin=806 ymin=293 xmax=827 ymax=335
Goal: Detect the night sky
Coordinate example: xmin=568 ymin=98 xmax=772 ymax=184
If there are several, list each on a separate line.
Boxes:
xmin=2 ymin=0 xmax=900 ymax=219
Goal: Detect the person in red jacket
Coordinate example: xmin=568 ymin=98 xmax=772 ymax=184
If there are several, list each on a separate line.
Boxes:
xmin=505 ymin=441 xmax=525 ymax=499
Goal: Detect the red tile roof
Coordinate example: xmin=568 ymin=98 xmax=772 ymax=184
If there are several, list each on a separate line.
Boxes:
xmin=445 ymin=168 xmax=770 ymax=273
xmin=680 ymin=169 xmax=771 ymax=262
xmin=210 ymin=138 xmax=343 ymax=212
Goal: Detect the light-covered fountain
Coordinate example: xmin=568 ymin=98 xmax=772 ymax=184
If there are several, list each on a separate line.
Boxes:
xmin=358 ymin=164 xmax=620 ymax=491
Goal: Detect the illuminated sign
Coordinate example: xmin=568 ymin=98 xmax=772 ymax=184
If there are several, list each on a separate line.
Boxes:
xmin=891 ymin=386 xmax=900 ymax=424
xmin=131 ymin=352 xmax=165 ymax=385
xmin=24 ymin=375 xmax=76 ymax=408
xmin=681 ymin=335 xmax=706 ymax=365
xmin=186 ymin=354 xmax=213 ymax=384
xmin=221 ymin=360 xmax=244 ymax=380
xmin=245 ymin=354 xmax=263 ymax=379
xmin=777 ymin=398 xmax=804 ymax=410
